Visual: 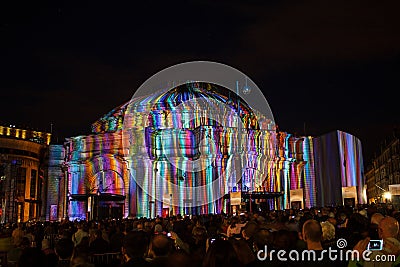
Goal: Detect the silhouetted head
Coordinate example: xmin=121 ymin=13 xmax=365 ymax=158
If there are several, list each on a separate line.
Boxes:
xmin=203 ymin=239 xmax=239 ymax=267
xmin=231 ymin=239 xmax=255 ymax=266
xmin=302 ymin=219 xmax=322 ymax=243
xmin=371 ymin=213 xmax=384 ymax=226
xmin=379 ymin=216 xmax=399 ymax=239
xmin=150 ymin=234 xmax=171 ymax=257
xmin=55 ymin=238 xmax=74 ymax=260
xmin=18 ymin=247 xmax=46 ymax=267
xmin=123 ymin=231 xmax=149 ymax=259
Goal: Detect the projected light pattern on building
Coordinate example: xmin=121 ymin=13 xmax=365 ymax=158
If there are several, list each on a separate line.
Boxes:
xmin=313 ymin=130 xmax=365 ymax=206
xmin=302 ymin=136 xmax=317 ymax=208
xmin=55 ymin=83 xmax=364 ymax=220
xmin=337 ymin=131 xmax=365 ymax=204
xmin=122 ymin=82 xmax=274 ymax=217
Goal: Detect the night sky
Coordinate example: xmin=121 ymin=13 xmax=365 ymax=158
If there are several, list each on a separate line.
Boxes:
xmin=1 ymin=2 xmax=399 ymax=164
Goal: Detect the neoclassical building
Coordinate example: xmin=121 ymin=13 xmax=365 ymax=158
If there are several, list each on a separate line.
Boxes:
xmin=0 ymin=125 xmax=51 ymax=223
xmin=47 ymin=83 xmax=365 ymax=220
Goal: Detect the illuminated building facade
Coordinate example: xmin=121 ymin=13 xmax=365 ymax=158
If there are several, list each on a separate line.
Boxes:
xmin=365 ymin=134 xmax=400 ymax=206
xmin=48 ymin=84 xmax=365 ymax=220
xmin=313 ymin=131 xmax=366 ymax=207
xmin=0 ymin=125 xmax=51 ymax=223
xmin=365 ymin=166 xmax=376 ymax=204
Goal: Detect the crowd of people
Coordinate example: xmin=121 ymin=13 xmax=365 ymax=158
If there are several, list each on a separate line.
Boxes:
xmin=0 ymin=203 xmax=399 ymax=267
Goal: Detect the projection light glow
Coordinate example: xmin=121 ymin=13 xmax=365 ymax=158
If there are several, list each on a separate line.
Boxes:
xmin=122 ymin=62 xmax=276 ymax=216
xmin=123 ymin=82 xmax=275 ymax=211
xmin=59 ymin=61 xmax=364 ymax=219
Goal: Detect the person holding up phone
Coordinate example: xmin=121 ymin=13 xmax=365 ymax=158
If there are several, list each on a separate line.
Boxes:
xmin=168 ymin=231 xmax=190 ymax=254
xmin=350 ymin=216 xmax=399 ymax=267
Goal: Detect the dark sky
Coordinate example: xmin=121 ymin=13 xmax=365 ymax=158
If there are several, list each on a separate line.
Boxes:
xmin=1 ymin=1 xmax=399 ymax=164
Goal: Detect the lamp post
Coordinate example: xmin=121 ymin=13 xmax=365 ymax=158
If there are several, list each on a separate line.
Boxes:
xmin=169 ymin=193 xmax=173 ymax=216
xmin=154 ymin=167 xmax=158 ymax=218
xmin=61 ymin=163 xmax=69 ymax=220
xmin=56 ymin=176 xmax=61 ymax=221
xmin=96 ymin=189 xmax=100 ymax=221
xmin=123 ymin=159 xmax=131 ymax=219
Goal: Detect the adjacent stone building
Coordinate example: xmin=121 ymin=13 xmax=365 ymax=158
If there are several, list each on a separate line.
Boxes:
xmin=0 ymin=125 xmax=51 ymax=223
xmin=365 ymin=133 xmax=400 ymax=206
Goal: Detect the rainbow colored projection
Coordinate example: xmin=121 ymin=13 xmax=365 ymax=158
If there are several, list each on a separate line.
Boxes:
xmin=122 ymin=82 xmax=277 ymax=217
xmin=313 ymin=130 xmax=365 ymax=206
xmin=58 ymin=83 xmax=364 ymax=220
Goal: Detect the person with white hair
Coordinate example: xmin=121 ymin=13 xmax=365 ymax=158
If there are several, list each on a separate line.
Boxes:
xmin=320 ymin=221 xmax=336 ymax=248
xmin=359 ymin=209 xmax=368 ymax=218
xmin=351 ymin=216 xmax=400 ymax=267
xmin=154 ymin=224 xmax=163 ymax=234
xmin=371 ymin=213 xmax=384 ymax=226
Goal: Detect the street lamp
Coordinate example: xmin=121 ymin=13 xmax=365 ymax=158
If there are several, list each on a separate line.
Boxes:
xmin=383 ymin=191 xmax=392 ymax=202
xmin=66 ymin=191 xmax=71 ymax=219
xmin=375 ymin=184 xmax=391 ymax=203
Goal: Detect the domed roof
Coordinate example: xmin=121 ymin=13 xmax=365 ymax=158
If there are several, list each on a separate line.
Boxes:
xmin=92 ymin=82 xmax=270 ymax=133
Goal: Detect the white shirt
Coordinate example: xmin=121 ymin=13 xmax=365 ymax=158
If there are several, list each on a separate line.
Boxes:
xmin=72 ymin=228 xmax=89 ymax=246
xmin=227 ymin=223 xmax=246 ymax=237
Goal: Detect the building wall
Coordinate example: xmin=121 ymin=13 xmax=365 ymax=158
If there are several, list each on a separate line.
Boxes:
xmin=0 ymin=125 xmax=50 ymax=223
xmin=365 ymin=166 xmax=376 ymax=203
xmin=313 ymin=131 xmax=343 ymax=206
xmin=57 ymin=127 xmax=324 ymax=218
xmin=46 ymin=145 xmax=65 ymax=221
xmin=62 ymin=132 xmax=129 ymax=220
xmin=367 ymin=136 xmax=400 ymax=205
xmin=52 ymin=129 xmax=364 ymax=218
xmin=313 ymin=130 xmax=365 ymax=206
xmin=47 ymin=85 xmax=365 ymax=218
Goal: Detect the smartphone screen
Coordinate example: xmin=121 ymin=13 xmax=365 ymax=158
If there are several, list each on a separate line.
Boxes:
xmin=367 ymin=240 xmax=383 ymax=251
